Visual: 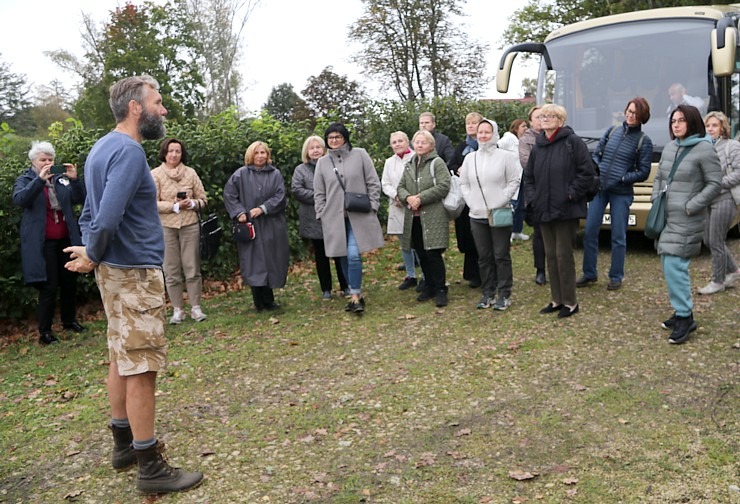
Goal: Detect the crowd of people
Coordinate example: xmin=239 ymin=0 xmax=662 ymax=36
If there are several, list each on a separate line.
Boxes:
xmin=11 ymin=72 xmax=740 ymax=496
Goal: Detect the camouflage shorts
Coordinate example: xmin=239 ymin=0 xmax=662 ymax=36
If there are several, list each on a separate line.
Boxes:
xmin=95 ymin=265 xmax=167 ymax=376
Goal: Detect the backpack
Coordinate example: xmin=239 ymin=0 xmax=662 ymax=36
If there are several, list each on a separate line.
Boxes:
xmin=565 ymin=135 xmax=600 ymax=202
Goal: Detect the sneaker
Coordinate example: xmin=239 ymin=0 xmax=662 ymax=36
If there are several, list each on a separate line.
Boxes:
xmin=476 ymin=296 xmax=493 ymax=309
xmin=606 ymin=279 xmax=622 ymax=291
xmin=322 ymin=291 xmax=333 ymax=301
xmin=415 ymin=278 xmax=427 ymax=293
xmin=191 ymin=306 xmax=207 ymax=322
xmin=493 ymin=296 xmax=511 ymax=311
xmin=576 ymin=275 xmax=597 ymax=287
xmin=510 ymin=232 xmax=530 ymax=241
xmin=169 ymin=308 xmax=185 ymax=325
xmin=347 ymin=298 xmax=364 ymax=314
xmin=698 ymin=281 xmax=725 ymax=295
xmin=668 ymin=313 xmax=697 ymax=344
xmin=535 ymin=270 xmax=546 ymax=286
xmin=661 ymin=313 xmax=677 ymax=330
xmin=724 ymin=270 xmax=740 ymax=288
xmin=435 ymin=289 xmax=448 ymax=307
xmin=398 ymin=277 xmax=418 ymax=291
xmin=416 ymin=290 xmax=433 ymax=302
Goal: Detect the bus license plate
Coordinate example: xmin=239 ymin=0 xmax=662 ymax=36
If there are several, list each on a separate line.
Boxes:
xmin=602 ymin=215 xmax=637 ymax=226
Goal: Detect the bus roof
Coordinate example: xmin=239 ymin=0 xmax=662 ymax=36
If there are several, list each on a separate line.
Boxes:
xmin=545 ymin=5 xmax=740 ymax=42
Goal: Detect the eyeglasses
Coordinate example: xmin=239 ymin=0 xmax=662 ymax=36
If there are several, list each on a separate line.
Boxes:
xmin=327 ymin=135 xmax=344 ymax=141
xmin=540 ymin=114 xmax=557 ymax=119
xmin=625 ymin=110 xmax=637 ymax=117
xmin=670 ymin=117 xmax=687 ymax=124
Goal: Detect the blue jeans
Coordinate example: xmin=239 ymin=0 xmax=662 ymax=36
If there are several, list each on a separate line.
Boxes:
xmin=511 ymin=198 xmax=525 ymax=234
xmin=582 ymin=190 xmax=633 ymax=281
xmin=339 ymin=219 xmax=363 ymax=295
xmin=401 ymin=248 xmax=417 ymax=279
xmin=662 ymin=254 xmax=693 ymax=317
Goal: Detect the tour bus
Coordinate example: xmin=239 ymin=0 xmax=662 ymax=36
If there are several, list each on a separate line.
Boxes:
xmin=496 ymin=5 xmax=740 ymax=234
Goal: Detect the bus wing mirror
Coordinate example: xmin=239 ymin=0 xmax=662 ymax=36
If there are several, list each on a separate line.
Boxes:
xmin=496 ymin=43 xmax=550 ymax=94
xmin=712 ymin=17 xmax=737 ymax=77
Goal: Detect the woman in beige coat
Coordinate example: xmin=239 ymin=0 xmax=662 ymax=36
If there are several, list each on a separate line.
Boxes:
xmin=151 ymin=138 xmax=208 ymax=324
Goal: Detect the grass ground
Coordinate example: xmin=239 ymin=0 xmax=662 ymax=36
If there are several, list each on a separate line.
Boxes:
xmin=0 ymin=230 xmax=738 ymax=504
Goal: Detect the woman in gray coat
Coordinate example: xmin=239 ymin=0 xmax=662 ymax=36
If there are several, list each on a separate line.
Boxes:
xmin=224 ymin=141 xmax=289 ymax=311
xmin=292 ymin=135 xmax=348 ymax=301
xmin=397 ymin=130 xmax=452 ymax=307
xmin=653 ymin=105 xmax=722 ymax=344
xmin=314 ymin=123 xmax=384 ymax=314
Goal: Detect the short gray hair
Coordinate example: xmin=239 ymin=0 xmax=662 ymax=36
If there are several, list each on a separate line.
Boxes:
xmin=109 ymin=75 xmax=160 ymax=123
xmin=28 ymin=141 xmax=55 ymax=161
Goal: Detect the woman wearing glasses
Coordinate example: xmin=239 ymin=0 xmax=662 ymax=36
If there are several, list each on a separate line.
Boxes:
xmin=653 ymin=105 xmax=721 ymax=344
xmin=522 ymin=104 xmax=595 ymax=318
xmin=314 ymin=123 xmax=384 ymax=314
xmin=578 ymin=97 xmax=654 ymax=291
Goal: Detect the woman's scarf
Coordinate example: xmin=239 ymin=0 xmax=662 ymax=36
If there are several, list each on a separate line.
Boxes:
xmin=462 ymin=135 xmax=478 ymax=157
xmin=31 ymin=165 xmax=62 ymax=211
xmin=158 ymin=162 xmax=187 ymax=182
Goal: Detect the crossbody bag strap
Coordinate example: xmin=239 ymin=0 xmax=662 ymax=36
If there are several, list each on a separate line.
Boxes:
xmin=473 ymin=152 xmax=490 ymax=209
xmin=666 ymin=145 xmax=694 ymax=188
xmin=329 ymin=155 xmax=347 ymax=192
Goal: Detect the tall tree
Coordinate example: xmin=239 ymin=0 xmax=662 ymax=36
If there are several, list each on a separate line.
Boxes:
xmin=302 ymin=67 xmax=367 ymax=122
xmin=48 ymin=1 xmax=204 ymax=127
xmin=263 ymin=83 xmax=310 ymax=123
xmin=348 ymin=0 xmax=488 ymax=101
xmin=186 ymin=0 xmax=262 ymax=116
xmin=503 ymin=0 xmax=736 ymax=46
xmin=0 ymin=56 xmax=32 ymax=131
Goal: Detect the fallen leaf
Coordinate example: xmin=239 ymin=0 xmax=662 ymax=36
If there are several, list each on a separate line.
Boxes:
xmin=508 ymin=469 xmax=538 ymax=481
xmin=65 ymin=450 xmax=81 ymax=457
xmin=454 ymin=428 xmax=471 ymax=437
xmin=562 ymin=477 xmax=578 ymax=485
xmin=63 ymin=490 xmax=83 ymax=500
xmin=416 ymin=452 xmax=437 ymax=467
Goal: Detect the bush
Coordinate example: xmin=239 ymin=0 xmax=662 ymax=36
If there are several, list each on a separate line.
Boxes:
xmin=0 ymin=99 xmax=529 ymax=319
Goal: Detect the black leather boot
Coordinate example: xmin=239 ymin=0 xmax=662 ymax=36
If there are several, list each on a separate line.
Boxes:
xmin=668 ymin=313 xmax=697 ymax=345
xmin=135 ymin=441 xmax=203 ymax=494
xmin=109 ymin=424 xmax=136 ymax=471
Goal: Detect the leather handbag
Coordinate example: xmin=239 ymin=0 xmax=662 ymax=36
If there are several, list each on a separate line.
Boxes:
xmin=197 ymin=205 xmax=222 ymax=261
xmin=645 ymin=145 xmax=693 ymax=239
xmin=232 ymin=220 xmax=256 ymax=242
xmin=331 ymin=157 xmax=372 ymax=213
xmin=489 ymin=207 xmax=513 ymax=227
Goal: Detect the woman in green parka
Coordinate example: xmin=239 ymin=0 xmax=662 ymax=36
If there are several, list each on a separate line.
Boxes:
xmin=397 ymin=130 xmax=451 ymax=307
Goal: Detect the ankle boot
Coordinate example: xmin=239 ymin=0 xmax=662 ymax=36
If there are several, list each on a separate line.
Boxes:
xmin=109 ymin=424 xmax=136 ymax=471
xmin=136 ymin=441 xmax=203 ymax=494
xmin=668 ymin=313 xmax=697 ymax=345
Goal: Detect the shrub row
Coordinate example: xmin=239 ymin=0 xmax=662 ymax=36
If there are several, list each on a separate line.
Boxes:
xmin=0 ymin=98 xmax=529 ymax=318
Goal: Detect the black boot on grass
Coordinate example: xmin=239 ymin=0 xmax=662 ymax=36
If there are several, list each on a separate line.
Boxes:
xmin=135 ymin=441 xmax=203 ymax=494
xmin=109 ymin=424 xmax=136 ymax=471
xmin=668 ymin=313 xmax=697 ymax=345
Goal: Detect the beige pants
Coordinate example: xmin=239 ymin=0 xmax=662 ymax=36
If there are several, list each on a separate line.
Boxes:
xmin=95 ymin=265 xmax=167 ymax=376
xmin=162 ymin=223 xmax=202 ymax=308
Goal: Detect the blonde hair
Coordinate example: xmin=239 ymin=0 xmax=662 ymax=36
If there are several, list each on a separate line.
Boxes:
xmin=465 ymin=112 xmax=483 ymax=124
xmin=389 ymin=131 xmax=409 ymax=145
xmin=704 ymin=111 xmax=731 ymax=139
xmin=301 ymin=135 xmax=325 ymax=163
xmin=411 ymin=129 xmax=436 ymax=147
xmin=244 ymin=141 xmax=272 ymax=165
xmin=539 ymin=103 xmax=567 ymax=124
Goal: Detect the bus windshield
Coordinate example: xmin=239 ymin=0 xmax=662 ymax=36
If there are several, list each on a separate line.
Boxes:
xmin=540 ymin=18 xmax=716 ymax=150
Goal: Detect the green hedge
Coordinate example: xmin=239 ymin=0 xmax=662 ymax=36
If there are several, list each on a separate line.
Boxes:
xmin=0 ymin=98 xmax=529 ymax=319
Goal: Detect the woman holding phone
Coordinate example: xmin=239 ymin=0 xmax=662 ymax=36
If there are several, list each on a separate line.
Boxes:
xmin=151 ymin=138 xmax=209 ymax=324
xmin=13 ymin=141 xmax=86 ymax=345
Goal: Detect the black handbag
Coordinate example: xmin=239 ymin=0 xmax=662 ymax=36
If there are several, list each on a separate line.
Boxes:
xmin=197 ymin=204 xmax=222 ymax=261
xmin=232 ymin=220 xmax=256 ymax=242
xmin=644 ymin=146 xmax=693 ymax=240
xmin=331 ymin=156 xmax=372 ymax=213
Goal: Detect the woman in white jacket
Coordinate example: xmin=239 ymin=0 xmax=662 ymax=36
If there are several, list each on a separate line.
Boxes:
xmin=459 ymin=119 xmax=522 ymax=310
xmin=381 ymin=131 xmax=417 ymax=290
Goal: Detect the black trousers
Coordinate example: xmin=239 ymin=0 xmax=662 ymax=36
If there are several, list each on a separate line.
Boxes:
xmin=312 ymin=239 xmax=348 ymax=292
xmin=250 ymin=286 xmax=275 ymax=309
xmin=454 ymin=206 xmax=480 ymax=282
xmin=32 ymin=238 xmax=77 ymax=332
xmin=532 ymin=223 xmax=546 ymax=272
xmin=411 ymin=217 xmax=446 ymax=292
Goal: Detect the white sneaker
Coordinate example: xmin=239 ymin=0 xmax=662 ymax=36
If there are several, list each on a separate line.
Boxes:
xmin=724 ymin=270 xmax=740 ymax=288
xmin=191 ymin=306 xmax=207 ymax=322
xmin=169 ymin=308 xmax=185 ymax=324
xmin=698 ymin=281 xmax=725 ymax=295
xmin=511 ymin=232 xmax=530 ymax=241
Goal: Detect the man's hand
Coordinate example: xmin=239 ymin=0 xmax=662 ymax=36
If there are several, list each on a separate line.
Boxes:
xmin=63 ymin=246 xmax=97 ymax=273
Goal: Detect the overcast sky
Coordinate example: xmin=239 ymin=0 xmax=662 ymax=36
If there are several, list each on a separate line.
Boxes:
xmin=0 ymin=0 xmax=532 ymax=112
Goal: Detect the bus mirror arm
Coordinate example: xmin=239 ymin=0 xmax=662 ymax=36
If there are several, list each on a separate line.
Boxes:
xmin=497 ymin=43 xmax=552 ymax=71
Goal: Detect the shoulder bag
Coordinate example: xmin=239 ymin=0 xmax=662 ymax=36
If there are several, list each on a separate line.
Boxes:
xmin=197 ymin=202 xmax=223 ymax=261
xmin=473 ymin=153 xmax=512 ymax=227
xmin=644 ymin=145 xmax=694 ymax=239
xmin=331 ymin=156 xmax=371 ymax=213
xmin=724 ymin=141 xmax=740 ymax=206
xmin=232 ymin=217 xmax=256 ymax=242
xmin=428 ymin=158 xmax=464 ymax=219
